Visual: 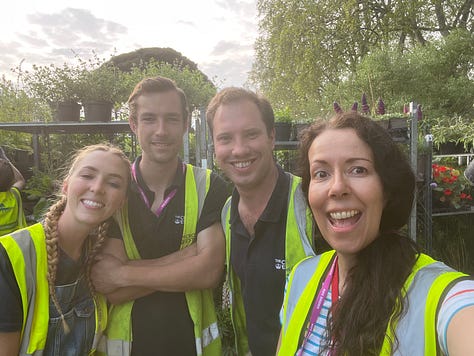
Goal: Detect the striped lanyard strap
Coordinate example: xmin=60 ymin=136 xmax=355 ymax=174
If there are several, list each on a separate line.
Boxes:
xmin=298 ymin=255 xmax=338 ymax=356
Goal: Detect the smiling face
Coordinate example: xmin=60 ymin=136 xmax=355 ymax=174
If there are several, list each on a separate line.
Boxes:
xmin=130 ymin=90 xmax=187 ymax=167
xmin=212 ymin=99 xmax=276 ymax=191
xmin=307 ymin=128 xmax=385 ymax=261
xmin=62 ymin=150 xmax=129 ymax=229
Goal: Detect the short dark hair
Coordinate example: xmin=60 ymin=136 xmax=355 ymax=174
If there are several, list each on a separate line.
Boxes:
xmin=0 ymin=159 xmax=14 ymax=191
xmin=127 ymin=76 xmax=189 ymax=124
xmin=298 ymin=111 xmax=415 ymax=232
xmin=206 ymin=87 xmax=275 ymax=137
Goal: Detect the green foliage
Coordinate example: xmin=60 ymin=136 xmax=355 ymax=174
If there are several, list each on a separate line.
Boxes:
xmin=322 ymin=30 xmax=474 ymax=120
xmin=22 ymin=167 xmax=57 ymax=221
xmin=430 ymin=116 xmax=474 ymax=149
xmin=430 ymin=214 xmax=474 ymax=275
xmin=76 ymin=53 xmax=127 ymax=105
xmin=23 ymin=61 xmax=82 ymax=104
xmin=274 ymin=106 xmax=293 ymax=123
xmin=252 ymin=0 xmax=473 ymax=122
xmin=125 ymin=59 xmax=216 ymax=110
xmin=109 ymin=47 xmax=202 ymax=74
xmin=0 ymin=76 xmax=49 ymax=123
xmin=0 ymin=76 xmax=49 ymax=151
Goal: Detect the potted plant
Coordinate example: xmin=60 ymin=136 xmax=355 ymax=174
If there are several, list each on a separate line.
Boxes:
xmin=77 ymin=55 xmax=125 ymax=122
xmin=274 ymin=106 xmax=293 ymax=142
xmin=24 ymin=63 xmax=81 ymax=122
xmin=432 ymin=163 xmax=473 ymax=212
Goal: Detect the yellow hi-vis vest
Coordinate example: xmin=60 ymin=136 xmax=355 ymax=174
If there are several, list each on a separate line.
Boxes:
xmin=222 ymin=173 xmax=315 ymax=355
xmin=0 ymin=223 xmax=107 ymax=356
xmin=0 ymin=187 xmax=27 ymax=236
xmin=102 ymin=164 xmax=221 ymax=356
xmin=279 ymin=250 xmax=469 ymax=355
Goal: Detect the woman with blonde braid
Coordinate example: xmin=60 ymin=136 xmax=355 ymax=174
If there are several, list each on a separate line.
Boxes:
xmin=0 ymin=143 xmax=130 ymax=356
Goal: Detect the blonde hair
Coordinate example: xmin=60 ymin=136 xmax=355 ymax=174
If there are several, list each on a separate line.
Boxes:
xmin=43 ymin=143 xmax=130 ymax=332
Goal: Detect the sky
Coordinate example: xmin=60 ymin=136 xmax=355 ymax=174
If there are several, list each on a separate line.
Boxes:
xmin=0 ymin=0 xmax=259 ymax=88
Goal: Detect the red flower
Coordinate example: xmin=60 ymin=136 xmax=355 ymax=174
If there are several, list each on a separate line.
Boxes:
xmin=444 ymin=189 xmax=453 ymax=196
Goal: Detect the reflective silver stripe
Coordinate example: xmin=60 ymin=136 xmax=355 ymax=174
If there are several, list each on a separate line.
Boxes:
xmin=12 ymin=229 xmax=38 ymax=356
xmin=290 ymin=176 xmax=315 ymax=257
xmin=97 ymin=337 xmax=131 ymax=356
xmin=195 ymin=321 xmax=219 ymax=355
xmin=191 ymin=165 xmax=209 ymax=216
xmin=202 ymin=321 xmax=219 ymax=347
xmin=393 ymin=262 xmax=455 ymax=355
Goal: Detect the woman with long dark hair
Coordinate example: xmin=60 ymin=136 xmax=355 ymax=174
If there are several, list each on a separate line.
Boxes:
xmin=277 ymin=112 xmax=474 ymax=355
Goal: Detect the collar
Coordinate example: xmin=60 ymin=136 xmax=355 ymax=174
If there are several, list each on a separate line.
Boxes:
xmin=230 ymin=164 xmax=290 ymax=225
xmin=131 ymin=156 xmax=185 ymax=202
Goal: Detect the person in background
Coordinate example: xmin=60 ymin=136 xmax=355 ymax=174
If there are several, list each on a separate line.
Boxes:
xmin=91 ymin=76 xmax=228 ymax=355
xmin=206 ymin=87 xmax=315 ymax=356
xmin=0 ymin=143 xmax=130 ymax=355
xmin=464 ymin=158 xmax=474 ymax=185
xmin=0 ymin=147 xmax=27 ymax=235
xmin=278 ymin=112 xmax=474 ymax=355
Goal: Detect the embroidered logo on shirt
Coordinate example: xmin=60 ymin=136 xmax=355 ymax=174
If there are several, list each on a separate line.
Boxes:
xmin=174 ymin=215 xmax=184 ymax=225
xmin=275 ymin=259 xmax=286 ymax=270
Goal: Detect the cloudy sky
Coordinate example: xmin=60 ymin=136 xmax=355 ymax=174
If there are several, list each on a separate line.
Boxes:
xmin=0 ymin=0 xmax=258 ymax=88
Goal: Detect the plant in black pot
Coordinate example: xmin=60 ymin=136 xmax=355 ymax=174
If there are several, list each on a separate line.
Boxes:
xmin=274 ymin=106 xmax=293 ymax=142
xmin=77 ymin=55 xmax=126 ymax=122
xmin=24 ymin=62 xmax=81 ymax=122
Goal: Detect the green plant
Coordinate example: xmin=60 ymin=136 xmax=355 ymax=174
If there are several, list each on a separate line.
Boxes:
xmin=24 ymin=62 xmax=81 ymax=105
xmin=22 ymin=168 xmax=58 ymax=221
xmin=432 ymin=163 xmax=472 ymax=209
xmin=274 ymin=106 xmax=293 ymax=123
xmin=76 ymin=54 xmax=126 ymax=105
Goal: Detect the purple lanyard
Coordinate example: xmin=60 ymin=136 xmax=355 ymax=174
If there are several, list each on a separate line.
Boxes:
xmin=298 ymin=256 xmax=338 ymax=356
xmin=131 ymin=161 xmax=178 ymax=217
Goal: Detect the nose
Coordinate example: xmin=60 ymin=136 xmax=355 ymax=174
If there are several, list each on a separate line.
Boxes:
xmin=90 ymin=178 xmax=105 ymax=194
xmin=328 ymin=171 xmax=350 ymax=198
xmin=231 ymin=136 xmax=250 ymax=157
xmin=154 ymin=118 xmax=167 ymax=136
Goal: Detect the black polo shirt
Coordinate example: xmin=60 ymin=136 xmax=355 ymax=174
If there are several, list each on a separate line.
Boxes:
xmin=229 ymin=164 xmax=290 ymax=356
xmin=111 ymin=157 xmax=229 ymax=356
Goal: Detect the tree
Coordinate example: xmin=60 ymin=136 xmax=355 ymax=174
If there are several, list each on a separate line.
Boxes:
xmin=109 ymin=47 xmax=212 ymax=83
xmin=320 ymin=29 xmax=474 ymax=119
xmin=251 ymin=0 xmax=473 ymax=118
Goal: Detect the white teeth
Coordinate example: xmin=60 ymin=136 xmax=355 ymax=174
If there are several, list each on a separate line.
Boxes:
xmin=330 ymin=210 xmax=359 ymax=220
xmin=233 ymin=161 xmax=252 ymax=169
xmin=82 ymin=199 xmax=104 ymax=208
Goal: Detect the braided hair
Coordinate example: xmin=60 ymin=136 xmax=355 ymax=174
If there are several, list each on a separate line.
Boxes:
xmin=42 ymin=143 xmax=130 ymax=332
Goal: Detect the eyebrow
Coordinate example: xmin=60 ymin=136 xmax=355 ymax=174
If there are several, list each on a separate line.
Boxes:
xmin=311 ymin=157 xmax=373 ymax=164
xmin=80 ymin=166 xmax=126 ymax=180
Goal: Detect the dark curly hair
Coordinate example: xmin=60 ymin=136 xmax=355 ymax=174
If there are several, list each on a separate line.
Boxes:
xmin=298 ymin=111 xmax=419 ymax=355
xmin=0 ymin=159 xmax=14 ymax=191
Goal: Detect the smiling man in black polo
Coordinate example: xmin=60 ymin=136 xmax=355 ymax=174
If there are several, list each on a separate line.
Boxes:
xmin=206 ymin=87 xmax=315 ymax=356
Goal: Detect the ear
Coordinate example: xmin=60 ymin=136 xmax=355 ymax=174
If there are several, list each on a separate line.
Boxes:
xmin=270 ymin=127 xmax=276 ymax=148
xmin=129 ymin=120 xmax=137 ymax=134
xmin=62 ymin=180 xmax=68 ymax=195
